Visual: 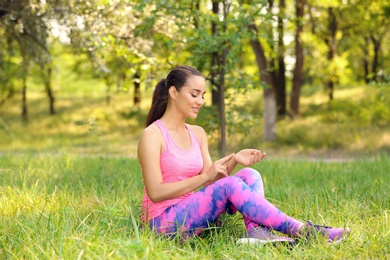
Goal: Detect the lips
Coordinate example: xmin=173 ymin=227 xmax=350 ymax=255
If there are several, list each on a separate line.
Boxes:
xmin=192 ymin=107 xmax=200 ymax=114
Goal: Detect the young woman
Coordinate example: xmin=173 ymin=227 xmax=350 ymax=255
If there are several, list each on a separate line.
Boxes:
xmin=137 ymin=65 xmax=350 ymax=245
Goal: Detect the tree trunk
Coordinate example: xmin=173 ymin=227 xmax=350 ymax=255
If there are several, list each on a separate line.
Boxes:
xmin=328 ymin=82 xmax=334 ymax=101
xmin=276 ymin=0 xmax=286 ymax=117
xmin=211 ymin=1 xmax=220 ymax=106
xmin=134 ymin=71 xmax=141 ymax=106
xmin=290 ymin=0 xmax=305 ymax=118
xmin=326 ymin=7 xmax=337 ymax=102
xmin=218 ymin=48 xmax=227 ymax=156
xmin=105 ymin=76 xmax=111 ymax=106
xmin=269 ymin=58 xmax=278 ymax=93
xmin=363 ymin=37 xmax=370 ymax=83
xmin=266 ymin=0 xmax=279 ymax=117
xmin=248 ymin=23 xmax=277 ymax=142
xmin=218 ymin=1 xmax=230 ymax=157
xmin=44 ymin=63 xmax=55 ymax=115
xmin=21 ymin=75 xmax=28 ymax=123
xmin=17 ymin=37 xmax=29 ymax=122
xmin=370 ymin=35 xmax=382 ymax=82
xmin=263 ymin=88 xmax=277 ymax=141
xmin=192 ymin=1 xmax=200 ymax=28
xmin=21 ymin=54 xmax=28 ymax=122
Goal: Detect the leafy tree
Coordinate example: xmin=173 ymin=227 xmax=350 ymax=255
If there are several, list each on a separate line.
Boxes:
xmin=0 ymin=26 xmax=18 ymax=105
xmin=134 ymin=0 xmax=272 ymax=154
xmin=305 ymin=0 xmax=353 ymax=102
xmin=188 ymin=0 xmax=277 ymax=151
xmin=53 ymin=0 xmax=158 ymax=106
xmin=0 ymin=0 xmax=55 ymax=120
xmin=341 ymin=0 xmax=390 ymax=83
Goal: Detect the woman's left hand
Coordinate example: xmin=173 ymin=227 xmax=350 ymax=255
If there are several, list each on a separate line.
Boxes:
xmin=234 ymin=149 xmax=266 ymax=166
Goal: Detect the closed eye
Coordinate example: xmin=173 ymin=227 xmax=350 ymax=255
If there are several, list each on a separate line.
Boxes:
xmin=192 ymin=94 xmax=205 ymax=100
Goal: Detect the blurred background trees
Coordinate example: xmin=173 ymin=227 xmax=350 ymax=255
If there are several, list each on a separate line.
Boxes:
xmin=0 ymin=0 xmax=389 ymax=156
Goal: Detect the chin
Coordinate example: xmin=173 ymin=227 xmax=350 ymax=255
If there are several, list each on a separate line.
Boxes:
xmin=189 ymin=113 xmax=198 ymax=119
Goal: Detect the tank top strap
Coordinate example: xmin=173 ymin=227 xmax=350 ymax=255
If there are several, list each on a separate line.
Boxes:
xmin=154 ymin=120 xmax=171 ymax=151
xmin=154 ymin=120 xmax=169 ymax=140
xmin=185 ymin=123 xmax=201 ymax=148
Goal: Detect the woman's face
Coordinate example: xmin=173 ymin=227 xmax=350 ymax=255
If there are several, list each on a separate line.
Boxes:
xmin=173 ymin=75 xmax=206 ymax=119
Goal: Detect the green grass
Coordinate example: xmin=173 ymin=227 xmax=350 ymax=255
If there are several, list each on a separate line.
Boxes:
xmin=1 ymin=153 xmax=389 ymax=259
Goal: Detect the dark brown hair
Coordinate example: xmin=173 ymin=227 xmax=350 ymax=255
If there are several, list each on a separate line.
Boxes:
xmin=145 ymin=66 xmax=203 ymax=127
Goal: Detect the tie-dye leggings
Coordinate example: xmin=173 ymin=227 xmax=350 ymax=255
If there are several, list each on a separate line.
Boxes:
xmin=149 ymin=168 xmax=303 ymax=238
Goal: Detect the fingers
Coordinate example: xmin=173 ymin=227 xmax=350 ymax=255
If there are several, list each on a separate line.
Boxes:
xmin=217 ymin=165 xmax=228 ymax=177
xmin=251 ymin=149 xmax=266 ymax=163
xmin=220 ymin=153 xmax=235 ymax=166
xmin=215 ymin=153 xmax=234 ymax=177
xmin=206 ymin=153 xmax=234 ymax=181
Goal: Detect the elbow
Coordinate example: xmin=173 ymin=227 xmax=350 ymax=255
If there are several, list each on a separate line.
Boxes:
xmin=149 ymin=196 xmax=161 ymax=204
xmin=148 ymin=190 xmax=164 ymax=203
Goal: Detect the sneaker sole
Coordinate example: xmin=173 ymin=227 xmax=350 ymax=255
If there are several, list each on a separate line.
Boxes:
xmin=237 ymin=238 xmax=295 ymax=246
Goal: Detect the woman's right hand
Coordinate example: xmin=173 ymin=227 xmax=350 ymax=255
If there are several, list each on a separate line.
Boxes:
xmin=204 ymin=153 xmax=235 ymax=181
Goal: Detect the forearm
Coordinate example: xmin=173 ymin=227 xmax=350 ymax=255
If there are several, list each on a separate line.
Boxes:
xmin=202 ymin=172 xmax=227 ymax=187
xmin=226 ymin=155 xmax=239 ymax=175
xmin=147 ymin=174 xmax=209 ymax=203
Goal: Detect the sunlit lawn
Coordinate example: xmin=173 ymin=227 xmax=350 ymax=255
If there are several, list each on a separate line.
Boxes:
xmin=0 ymin=154 xmax=389 ymax=259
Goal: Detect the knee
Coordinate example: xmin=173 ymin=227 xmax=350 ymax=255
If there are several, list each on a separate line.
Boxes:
xmin=235 ymin=167 xmax=262 ymax=179
xmin=211 ymin=176 xmax=246 ymax=197
xmin=215 ymin=176 xmax=247 ymax=192
xmin=220 ymin=175 xmax=245 ymax=186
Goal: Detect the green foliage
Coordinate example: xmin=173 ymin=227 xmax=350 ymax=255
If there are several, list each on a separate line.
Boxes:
xmin=277 ymin=121 xmax=348 ymax=149
xmin=226 ymin=104 xmax=261 ymax=137
xmin=321 ymin=85 xmax=390 ymax=127
xmin=191 ymin=105 xmax=220 ymax=134
xmin=224 ymin=84 xmax=389 ymax=153
xmin=0 ymin=55 xmax=21 ymax=103
xmin=303 ymin=33 xmax=353 ymax=86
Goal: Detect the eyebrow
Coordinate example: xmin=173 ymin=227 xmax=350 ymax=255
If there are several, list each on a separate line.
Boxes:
xmin=191 ymin=89 xmax=206 ymax=94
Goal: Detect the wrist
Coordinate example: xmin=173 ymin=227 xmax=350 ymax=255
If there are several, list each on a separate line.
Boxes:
xmin=201 ymin=173 xmax=211 ymax=183
xmin=231 ymin=154 xmax=238 ymax=165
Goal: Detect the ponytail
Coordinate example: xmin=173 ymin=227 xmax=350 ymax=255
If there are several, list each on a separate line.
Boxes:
xmin=145 ymin=79 xmax=168 ymax=127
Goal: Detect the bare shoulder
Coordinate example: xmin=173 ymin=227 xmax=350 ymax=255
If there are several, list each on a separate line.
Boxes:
xmin=138 ymin=124 xmax=163 ymax=153
xmin=187 ymin=124 xmax=207 ymax=142
xmin=140 ymin=123 xmax=162 ymax=139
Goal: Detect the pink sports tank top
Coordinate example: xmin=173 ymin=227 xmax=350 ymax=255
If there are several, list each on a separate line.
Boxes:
xmin=141 ymin=120 xmax=203 ymax=222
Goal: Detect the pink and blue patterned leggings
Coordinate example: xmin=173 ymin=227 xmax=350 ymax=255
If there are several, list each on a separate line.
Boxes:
xmin=149 ymin=168 xmax=303 ymax=238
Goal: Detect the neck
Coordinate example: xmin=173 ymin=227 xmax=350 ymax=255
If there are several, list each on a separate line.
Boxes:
xmin=160 ymin=109 xmax=186 ymax=131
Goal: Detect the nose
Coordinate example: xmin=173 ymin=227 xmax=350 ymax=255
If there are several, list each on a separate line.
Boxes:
xmin=197 ymin=96 xmax=204 ymax=106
